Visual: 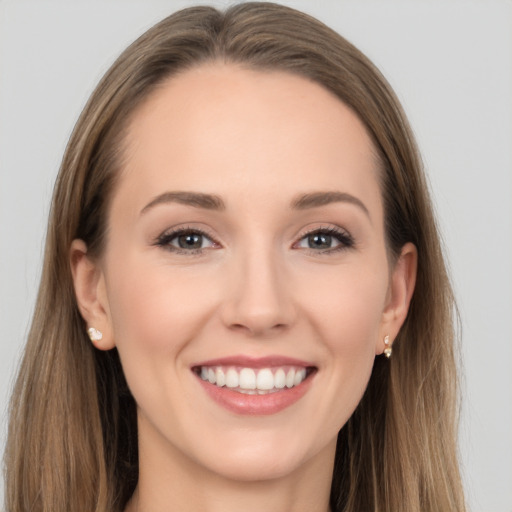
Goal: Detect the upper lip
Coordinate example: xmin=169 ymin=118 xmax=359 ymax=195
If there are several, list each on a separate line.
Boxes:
xmin=191 ymin=355 xmax=316 ymax=369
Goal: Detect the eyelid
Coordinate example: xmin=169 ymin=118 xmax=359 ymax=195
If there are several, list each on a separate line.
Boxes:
xmin=292 ymin=225 xmax=355 ymax=253
xmin=154 ymin=225 xmax=222 ymax=254
xmin=153 ymin=223 xmax=354 ymax=255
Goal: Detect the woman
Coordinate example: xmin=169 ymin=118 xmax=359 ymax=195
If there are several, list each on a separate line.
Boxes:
xmin=4 ymin=3 xmax=466 ymax=511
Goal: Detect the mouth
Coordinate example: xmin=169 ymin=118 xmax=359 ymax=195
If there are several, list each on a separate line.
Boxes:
xmin=191 ymin=356 xmax=317 ymax=415
xmin=192 ymin=365 xmax=316 ymax=394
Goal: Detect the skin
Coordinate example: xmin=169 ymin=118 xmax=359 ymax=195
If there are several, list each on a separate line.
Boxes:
xmin=71 ymin=63 xmax=417 ymax=512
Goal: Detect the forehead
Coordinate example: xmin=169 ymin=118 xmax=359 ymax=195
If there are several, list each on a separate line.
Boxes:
xmin=118 ymin=62 xmax=381 ymax=213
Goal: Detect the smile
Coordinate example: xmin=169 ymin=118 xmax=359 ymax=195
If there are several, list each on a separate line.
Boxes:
xmin=191 ymin=356 xmax=317 ymax=415
xmin=196 ymin=365 xmax=310 ymax=394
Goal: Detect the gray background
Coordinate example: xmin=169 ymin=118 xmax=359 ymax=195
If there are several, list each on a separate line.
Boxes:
xmin=1 ymin=1 xmax=511 ymax=510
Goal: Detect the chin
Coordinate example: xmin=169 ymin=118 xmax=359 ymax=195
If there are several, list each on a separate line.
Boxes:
xmin=202 ymin=450 xmax=305 ymax=483
xmin=186 ymin=428 xmax=324 ymax=483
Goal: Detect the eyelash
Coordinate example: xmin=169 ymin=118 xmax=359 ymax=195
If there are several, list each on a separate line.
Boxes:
xmin=155 ymin=227 xmax=219 ymax=255
xmin=294 ymin=226 xmax=355 ymax=254
xmin=154 ymin=226 xmax=355 ymax=255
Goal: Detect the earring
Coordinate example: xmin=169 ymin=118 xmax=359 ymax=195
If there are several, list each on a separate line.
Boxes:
xmin=383 ymin=335 xmax=392 ymax=358
xmin=87 ymin=327 xmax=103 ymax=342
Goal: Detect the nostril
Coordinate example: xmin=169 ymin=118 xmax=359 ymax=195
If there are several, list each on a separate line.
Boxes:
xmin=231 ymin=322 xmax=286 ymax=332
xmin=219 ymin=278 xmax=296 ymax=335
xmin=228 ymin=321 xmax=288 ymax=336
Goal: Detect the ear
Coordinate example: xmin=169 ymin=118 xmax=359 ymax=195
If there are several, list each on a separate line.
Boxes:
xmin=70 ymin=239 xmax=115 ymax=350
xmin=377 ymin=242 xmax=417 ymax=355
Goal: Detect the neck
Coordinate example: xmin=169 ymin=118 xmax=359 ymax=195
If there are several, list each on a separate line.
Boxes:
xmin=127 ymin=474 xmax=333 ymax=512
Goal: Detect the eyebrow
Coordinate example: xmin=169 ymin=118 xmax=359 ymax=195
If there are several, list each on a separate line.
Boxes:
xmin=140 ymin=189 xmax=369 ymax=219
xmin=291 ymin=191 xmax=370 ymax=218
xmin=140 ymin=191 xmax=226 ymax=215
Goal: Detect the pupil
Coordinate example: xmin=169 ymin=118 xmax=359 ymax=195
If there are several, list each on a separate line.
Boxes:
xmin=309 ymin=233 xmax=331 ymax=249
xmin=178 ymin=233 xmax=202 ymax=249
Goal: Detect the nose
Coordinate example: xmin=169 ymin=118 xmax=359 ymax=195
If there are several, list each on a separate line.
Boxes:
xmin=219 ymin=246 xmax=296 ymax=337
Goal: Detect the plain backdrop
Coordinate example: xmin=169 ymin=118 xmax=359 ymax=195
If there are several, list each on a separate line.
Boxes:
xmin=1 ymin=1 xmax=511 ymax=510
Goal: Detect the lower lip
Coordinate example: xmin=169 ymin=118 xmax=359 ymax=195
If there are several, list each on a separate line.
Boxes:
xmin=195 ymin=373 xmax=315 ymax=415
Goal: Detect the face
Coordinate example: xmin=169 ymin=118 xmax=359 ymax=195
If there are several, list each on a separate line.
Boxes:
xmin=74 ymin=63 xmax=414 ymax=483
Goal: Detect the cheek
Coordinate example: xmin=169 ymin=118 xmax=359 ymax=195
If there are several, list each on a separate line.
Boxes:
xmin=102 ymin=254 xmax=224 ymax=430
xmin=307 ymin=268 xmax=386 ymax=419
xmin=104 ymin=253 xmax=218 ymax=361
xmin=299 ymin=262 xmax=388 ymax=349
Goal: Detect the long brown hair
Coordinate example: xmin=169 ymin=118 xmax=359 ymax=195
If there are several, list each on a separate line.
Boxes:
xmin=4 ymin=3 xmax=465 ymax=511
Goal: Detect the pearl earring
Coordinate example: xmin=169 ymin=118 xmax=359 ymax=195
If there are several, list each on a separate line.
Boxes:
xmin=87 ymin=327 xmax=103 ymax=342
xmin=383 ymin=335 xmax=392 ymax=358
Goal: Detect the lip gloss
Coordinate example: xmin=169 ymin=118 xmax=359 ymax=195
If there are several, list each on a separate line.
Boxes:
xmin=191 ymin=355 xmax=316 ymax=415
xmin=195 ymin=374 xmax=314 ymax=415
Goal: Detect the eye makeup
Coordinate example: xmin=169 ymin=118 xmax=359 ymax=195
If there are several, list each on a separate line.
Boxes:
xmin=153 ymin=223 xmax=355 ymax=257
xmin=154 ymin=226 xmax=220 ymax=255
xmin=293 ymin=225 xmax=355 ymax=254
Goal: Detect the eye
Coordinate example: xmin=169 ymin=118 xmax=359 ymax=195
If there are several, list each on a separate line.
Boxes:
xmin=294 ymin=227 xmax=354 ymax=253
xmin=155 ymin=228 xmax=219 ymax=254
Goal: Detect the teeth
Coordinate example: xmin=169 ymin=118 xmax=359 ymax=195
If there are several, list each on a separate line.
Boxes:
xmin=225 ymin=368 xmax=239 ymax=388
xmin=197 ymin=365 xmax=310 ymax=392
xmin=216 ymin=367 xmax=225 ymax=387
xmin=274 ymin=368 xmax=286 ymax=388
xmin=285 ymin=369 xmax=295 ymax=388
xmin=294 ymin=368 xmax=306 ymax=386
xmin=239 ymin=368 xmax=256 ymax=389
xmin=256 ymin=368 xmax=274 ymax=390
